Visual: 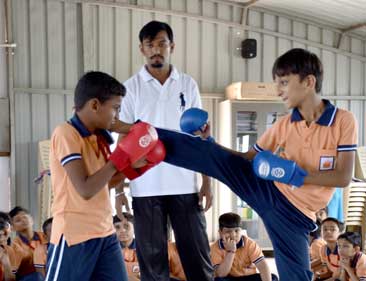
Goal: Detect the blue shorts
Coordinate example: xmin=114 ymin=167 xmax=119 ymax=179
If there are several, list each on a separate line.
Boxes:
xmin=45 ymin=234 xmax=128 ymax=281
xmin=157 ymin=128 xmax=317 ymax=281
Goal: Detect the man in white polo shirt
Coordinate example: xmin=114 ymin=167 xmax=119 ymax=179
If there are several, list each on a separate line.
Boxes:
xmin=117 ymin=21 xmax=214 ymax=281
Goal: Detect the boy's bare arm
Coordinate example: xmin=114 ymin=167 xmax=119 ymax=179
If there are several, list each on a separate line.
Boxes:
xmin=214 ymin=252 xmax=235 ymax=277
xmin=256 ymin=259 xmax=272 ymax=281
xmin=64 ymin=160 xmax=118 ymax=200
xmin=305 ymin=151 xmax=355 ymax=187
xmin=0 ymin=247 xmax=16 ymax=281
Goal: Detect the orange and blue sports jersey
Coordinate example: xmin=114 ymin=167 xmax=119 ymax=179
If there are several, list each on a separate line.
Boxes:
xmin=168 ymin=242 xmax=186 ymax=281
xmin=121 ymin=239 xmax=139 ymax=276
xmin=254 ymin=100 xmax=358 ymax=220
xmin=0 ymin=243 xmax=23 ymax=278
xmin=155 ymin=99 xmax=357 ymax=281
xmin=33 ymin=243 xmax=49 ymax=270
xmin=351 ymin=252 xmax=366 ymax=280
xmin=50 ymin=115 xmax=115 ymax=246
xmin=12 ymin=231 xmax=47 ymax=277
xmin=331 ymin=252 xmax=366 ymax=280
xmin=310 ymin=238 xmax=326 ymax=261
xmin=210 ymin=235 xmax=264 ymax=277
xmin=319 ymin=244 xmax=340 ymax=273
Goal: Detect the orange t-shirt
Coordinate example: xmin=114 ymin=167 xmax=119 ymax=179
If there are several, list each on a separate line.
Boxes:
xmin=255 ymin=100 xmax=357 ymax=220
xmin=331 ymin=252 xmax=366 ymax=280
xmin=319 ymin=244 xmax=340 ymax=273
xmin=33 ymin=243 xmax=48 ymax=269
xmin=50 ymin=117 xmax=115 ymax=246
xmin=168 ymin=242 xmax=186 ymax=281
xmin=0 ymin=244 xmax=23 ymax=278
xmin=121 ymin=239 xmax=139 ymax=277
xmin=310 ymin=238 xmax=326 ymax=261
xmin=210 ymin=235 xmax=264 ymax=277
xmin=12 ymin=232 xmax=47 ymax=277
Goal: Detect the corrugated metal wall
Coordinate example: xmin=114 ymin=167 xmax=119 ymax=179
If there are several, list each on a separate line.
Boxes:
xmin=10 ymin=0 xmax=366 ymax=231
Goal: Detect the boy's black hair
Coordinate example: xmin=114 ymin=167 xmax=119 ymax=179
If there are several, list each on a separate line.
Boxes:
xmin=113 ymin=213 xmax=134 ymax=224
xmin=139 ymin=20 xmax=174 ymax=43
xmin=0 ymin=218 xmax=10 ymax=231
xmin=272 ymin=48 xmax=323 ymax=93
xmin=74 ymin=71 xmax=126 ymax=111
xmin=321 ymin=217 xmax=344 ymax=232
xmin=9 ymin=206 xmax=30 ymax=219
xmin=0 ymin=211 xmax=10 ymax=224
xmin=0 ymin=218 xmax=11 ymax=245
xmin=218 ymin=212 xmax=241 ymax=230
xmin=338 ymin=232 xmax=362 ymax=248
xmin=42 ymin=217 xmax=53 ymax=234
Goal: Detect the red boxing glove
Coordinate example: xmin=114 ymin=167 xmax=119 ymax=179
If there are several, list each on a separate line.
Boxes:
xmin=122 ymin=140 xmax=166 ymax=180
xmin=109 ymin=122 xmax=158 ymax=171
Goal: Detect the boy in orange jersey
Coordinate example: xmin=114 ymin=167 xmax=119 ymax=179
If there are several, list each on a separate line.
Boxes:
xmin=113 ymin=214 xmax=139 ymax=279
xmin=140 ymin=48 xmax=357 ymax=281
xmin=336 ymin=232 xmax=366 ymax=281
xmin=312 ymin=218 xmax=343 ymax=280
xmin=0 ymin=217 xmax=22 ymax=281
xmin=34 ymin=217 xmax=53 ymax=277
xmin=210 ymin=213 xmax=278 ymax=281
xmin=168 ymin=241 xmax=187 ymax=281
xmin=47 ymin=71 xmax=164 ymax=281
xmin=9 ymin=206 xmax=45 ymax=281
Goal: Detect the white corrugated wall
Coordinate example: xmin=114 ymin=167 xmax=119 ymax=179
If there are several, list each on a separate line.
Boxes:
xmin=9 ymin=0 xmax=366 ymax=234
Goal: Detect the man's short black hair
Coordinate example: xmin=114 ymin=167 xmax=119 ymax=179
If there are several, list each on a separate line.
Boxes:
xmin=338 ymin=232 xmax=362 ymax=248
xmin=139 ymin=20 xmax=174 ymax=43
xmin=113 ymin=213 xmax=134 ymax=224
xmin=42 ymin=217 xmax=53 ymax=233
xmin=218 ymin=212 xmax=241 ymax=230
xmin=9 ymin=206 xmax=30 ymax=219
xmin=272 ymin=48 xmax=323 ymax=93
xmin=74 ymin=71 xmax=126 ymax=111
xmin=321 ymin=217 xmax=344 ymax=232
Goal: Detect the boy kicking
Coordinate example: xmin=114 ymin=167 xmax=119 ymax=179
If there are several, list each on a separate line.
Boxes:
xmin=116 ymin=48 xmax=357 ymax=281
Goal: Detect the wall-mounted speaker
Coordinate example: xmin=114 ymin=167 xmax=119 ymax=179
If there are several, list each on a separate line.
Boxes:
xmin=241 ymin=39 xmax=257 ymax=59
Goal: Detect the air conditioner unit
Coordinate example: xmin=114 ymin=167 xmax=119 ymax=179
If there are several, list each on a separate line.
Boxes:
xmin=226 ymin=82 xmax=280 ymax=101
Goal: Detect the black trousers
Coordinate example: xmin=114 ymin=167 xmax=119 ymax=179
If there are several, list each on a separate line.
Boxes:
xmin=132 ymin=193 xmax=214 ymax=281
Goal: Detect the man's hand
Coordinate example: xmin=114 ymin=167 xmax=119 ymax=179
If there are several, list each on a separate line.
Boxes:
xmin=199 ymin=175 xmax=213 ymax=212
xmin=115 ymin=183 xmax=131 ymax=220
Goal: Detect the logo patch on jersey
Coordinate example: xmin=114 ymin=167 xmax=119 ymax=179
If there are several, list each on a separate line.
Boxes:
xmin=319 ymin=156 xmax=335 ymax=171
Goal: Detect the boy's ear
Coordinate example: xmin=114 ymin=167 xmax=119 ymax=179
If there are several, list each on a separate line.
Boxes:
xmin=89 ymin=98 xmax=100 ymax=112
xmin=355 ymin=246 xmax=361 ymax=252
xmin=305 ymin=74 xmax=316 ymax=91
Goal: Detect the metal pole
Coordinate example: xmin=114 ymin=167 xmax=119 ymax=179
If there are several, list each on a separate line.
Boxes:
xmin=5 ymin=0 xmax=16 ymax=207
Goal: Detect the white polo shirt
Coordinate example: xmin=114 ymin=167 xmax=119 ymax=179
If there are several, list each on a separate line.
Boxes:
xmin=120 ymin=65 xmax=202 ymax=197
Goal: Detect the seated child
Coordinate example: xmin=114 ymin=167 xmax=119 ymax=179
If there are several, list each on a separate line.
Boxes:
xmin=310 ymin=226 xmax=327 ymax=262
xmin=34 ymin=217 xmax=53 ymax=277
xmin=0 ymin=217 xmax=22 ymax=281
xmin=210 ymin=212 xmax=278 ymax=281
xmin=311 ymin=217 xmax=343 ymax=280
xmin=0 ymin=212 xmax=11 ymax=247
xmin=168 ymin=241 xmax=186 ymax=281
xmin=335 ymin=232 xmax=366 ymax=281
xmin=113 ymin=214 xmax=139 ymax=279
xmin=9 ymin=206 xmax=46 ymax=281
